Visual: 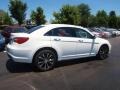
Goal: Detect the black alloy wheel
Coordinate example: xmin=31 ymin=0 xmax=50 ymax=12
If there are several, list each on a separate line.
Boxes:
xmin=97 ymin=45 xmax=109 ymax=60
xmin=33 ymin=50 xmax=57 ymax=71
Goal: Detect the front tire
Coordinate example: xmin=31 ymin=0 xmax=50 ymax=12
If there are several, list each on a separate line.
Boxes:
xmin=33 ymin=50 xmax=57 ymax=71
xmin=97 ymin=45 xmax=109 ymax=60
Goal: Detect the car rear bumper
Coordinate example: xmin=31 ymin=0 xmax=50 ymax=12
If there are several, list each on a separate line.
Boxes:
xmin=6 ymin=44 xmax=32 ymax=63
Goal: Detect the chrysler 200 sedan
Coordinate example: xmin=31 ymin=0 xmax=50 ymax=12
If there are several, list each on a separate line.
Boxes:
xmin=6 ymin=24 xmax=111 ymax=71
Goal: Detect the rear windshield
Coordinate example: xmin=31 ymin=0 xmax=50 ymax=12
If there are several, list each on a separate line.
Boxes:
xmin=27 ymin=26 xmax=44 ymax=33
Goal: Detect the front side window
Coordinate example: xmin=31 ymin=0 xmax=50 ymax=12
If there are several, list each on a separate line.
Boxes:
xmin=75 ymin=28 xmax=93 ymax=39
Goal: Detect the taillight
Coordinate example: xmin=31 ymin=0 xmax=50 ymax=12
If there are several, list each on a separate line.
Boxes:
xmin=14 ymin=37 xmax=29 ymax=44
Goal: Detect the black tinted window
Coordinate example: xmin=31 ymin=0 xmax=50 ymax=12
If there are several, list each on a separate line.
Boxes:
xmin=44 ymin=30 xmax=52 ymax=36
xmin=44 ymin=27 xmax=76 ymax=37
xmin=52 ymin=27 xmax=75 ymax=37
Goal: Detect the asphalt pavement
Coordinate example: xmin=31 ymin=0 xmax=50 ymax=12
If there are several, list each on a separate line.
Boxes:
xmin=0 ymin=37 xmax=120 ymax=90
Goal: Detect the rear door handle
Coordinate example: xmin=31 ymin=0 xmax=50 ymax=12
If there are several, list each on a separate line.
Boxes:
xmin=54 ymin=38 xmax=61 ymax=41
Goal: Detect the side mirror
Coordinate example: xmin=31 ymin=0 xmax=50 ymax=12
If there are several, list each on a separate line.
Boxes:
xmin=92 ymin=35 xmax=96 ymax=39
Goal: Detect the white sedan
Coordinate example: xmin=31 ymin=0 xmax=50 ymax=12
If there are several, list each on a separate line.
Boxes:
xmin=7 ymin=24 xmax=111 ymax=71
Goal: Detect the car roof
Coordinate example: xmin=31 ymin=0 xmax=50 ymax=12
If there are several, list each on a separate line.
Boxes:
xmin=40 ymin=24 xmax=89 ymax=32
xmin=31 ymin=24 xmax=93 ymax=36
xmin=41 ymin=24 xmax=86 ymax=29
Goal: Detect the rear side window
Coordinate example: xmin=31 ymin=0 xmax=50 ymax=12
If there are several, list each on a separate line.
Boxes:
xmin=45 ymin=27 xmax=76 ymax=37
xmin=27 ymin=26 xmax=44 ymax=33
xmin=45 ymin=30 xmax=52 ymax=36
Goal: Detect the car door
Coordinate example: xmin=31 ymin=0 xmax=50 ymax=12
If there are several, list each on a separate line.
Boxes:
xmin=74 ymin=28 xmax=95 ymax=57
xmin=45 ymin=27 xmax=78 ymax=60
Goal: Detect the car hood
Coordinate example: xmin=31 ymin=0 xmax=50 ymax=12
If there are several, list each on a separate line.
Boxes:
xmin=95 ymin=37 xmax=111 ymax=46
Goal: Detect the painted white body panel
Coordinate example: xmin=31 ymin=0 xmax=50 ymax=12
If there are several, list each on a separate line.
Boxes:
xmin=6 ymin=24 xmax=111 ymax=63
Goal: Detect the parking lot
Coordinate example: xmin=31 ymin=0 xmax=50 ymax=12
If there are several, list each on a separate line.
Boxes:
xmin=0 ymin=37 xmax=119 ymax=90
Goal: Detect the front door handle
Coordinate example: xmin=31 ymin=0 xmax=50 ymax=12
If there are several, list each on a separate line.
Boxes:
xmin=78 ymin=40 xmax=83 ymax=43
xmin=54 ymin=38 xmax=61 ymax=41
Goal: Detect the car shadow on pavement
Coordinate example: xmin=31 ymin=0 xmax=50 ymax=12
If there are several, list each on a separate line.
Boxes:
xmin=6 ymin=57 xmax=98 ymax=73
xmin=6 ymin=59 xmax=33 ymax=73
xmin=55 ymin=57 xmax=97 ymax=68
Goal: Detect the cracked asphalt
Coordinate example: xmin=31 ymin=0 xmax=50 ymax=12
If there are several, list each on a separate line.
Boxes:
xmin=0 ymin=37 xmax=120 ymax=90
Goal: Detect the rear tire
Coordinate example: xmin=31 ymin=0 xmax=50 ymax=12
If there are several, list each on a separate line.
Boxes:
xmin=33 ymin=49 xmax=57 ymax=71
xmin=97 ymin=45 xmax=109 ymax=60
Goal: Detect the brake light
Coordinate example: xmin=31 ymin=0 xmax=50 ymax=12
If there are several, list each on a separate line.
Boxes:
xmin=14 ymin=37 xmax=29 ymax=44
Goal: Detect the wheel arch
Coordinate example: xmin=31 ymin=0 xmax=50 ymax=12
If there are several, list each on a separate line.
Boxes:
xmin=32 ymin=47 xmax=58 ymax=63
xmin=98 ymin=44 xmax=109 ymax=54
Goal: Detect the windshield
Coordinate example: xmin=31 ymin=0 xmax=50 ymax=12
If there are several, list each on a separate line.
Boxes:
xmin=27 ymin=26 xmax=44 ymax=33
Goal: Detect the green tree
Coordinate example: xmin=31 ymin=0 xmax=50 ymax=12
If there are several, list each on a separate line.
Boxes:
xmin=9 ymin=0 xmax=27 ymax=25
xmin=52 ymin=5 xmax=80 ymax=25
xmin=96 ymin=10 xmax=108 ymax=27
xmin=0 ymin=10 xmax=5 ymax=25
xmin=30 ymin=11 xmax=36 ymax=23
xmin=108 ymin=11 xmax=117 ymax=28
xmin=88 ymin=15 xmax=97 ymax=27
xmin=3 ymin=12 xmax=13 ymax=25
xmin=0 ymin=10 xmax=12 ymax=25
xmin=117 ymin=16 xmax=120 ymax=29
xmin=31 ymin=7 xmax=46 ymax=25
xmin=77 ymin=3 xmax=91 ymax=27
